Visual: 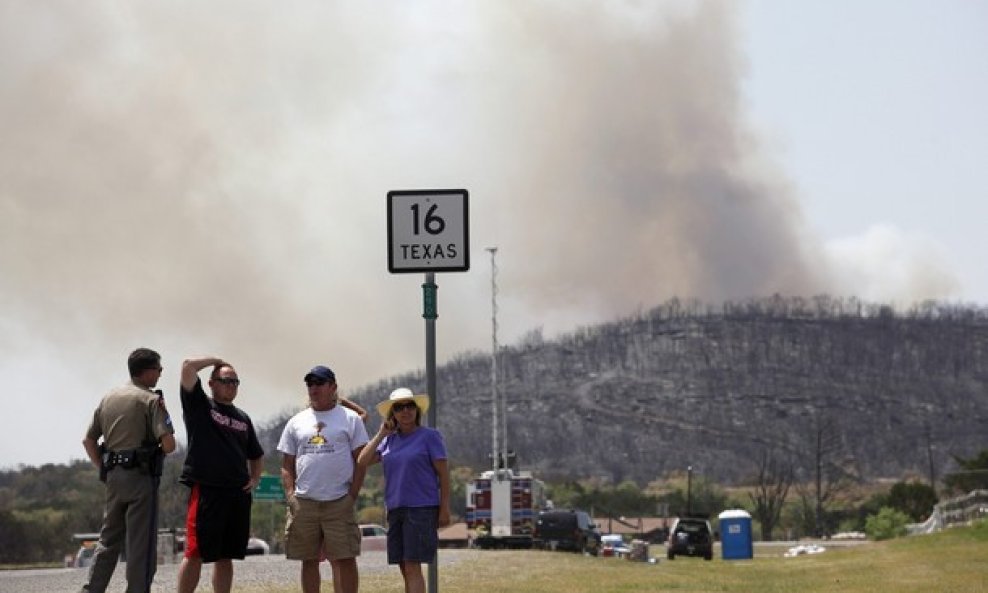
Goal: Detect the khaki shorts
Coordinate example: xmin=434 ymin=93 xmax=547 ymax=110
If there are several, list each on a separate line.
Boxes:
xmin=285 ymin=495 xmax=361 ymax=561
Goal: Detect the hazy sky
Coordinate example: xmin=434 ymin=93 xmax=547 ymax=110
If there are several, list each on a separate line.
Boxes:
xmin=1 ymin=1 xmax=985 ymax=468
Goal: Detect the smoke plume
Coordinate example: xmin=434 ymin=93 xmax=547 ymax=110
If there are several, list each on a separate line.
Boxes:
xmin=0 ymin=1 xmax=951 ymax=464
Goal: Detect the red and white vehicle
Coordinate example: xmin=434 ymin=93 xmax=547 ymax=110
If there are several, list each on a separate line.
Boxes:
xmin=465 ymin=469 xmax=545 ymax=549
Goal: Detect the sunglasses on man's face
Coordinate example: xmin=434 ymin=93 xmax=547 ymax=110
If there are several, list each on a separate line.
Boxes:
xmin=215 ymin=377 xmax=240 ymax=386
xmin=306 ymin=378 xmax=329 ymax=387
xmin=392 ymin=402 xmax=417 ymax=413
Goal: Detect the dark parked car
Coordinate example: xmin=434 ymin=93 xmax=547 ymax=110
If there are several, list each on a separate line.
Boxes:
xmin=666 ymin=516 xmax=713 ymax=560
xmin=533 ymin=509 xmax=601 ymax=555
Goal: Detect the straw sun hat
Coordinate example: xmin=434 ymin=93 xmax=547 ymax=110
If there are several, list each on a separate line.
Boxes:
xmin=376 ymin=387 xmax=430 ymax=417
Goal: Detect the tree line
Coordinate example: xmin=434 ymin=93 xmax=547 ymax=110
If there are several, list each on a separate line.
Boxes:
xmin=2 ymin=447 xmax=985 ymax=564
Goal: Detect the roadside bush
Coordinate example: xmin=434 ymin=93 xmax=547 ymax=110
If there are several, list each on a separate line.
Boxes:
xmin=865 ymin=506 xmax=910 ymax=541
xmin=887 ymin=481 xmax=938 ymax=521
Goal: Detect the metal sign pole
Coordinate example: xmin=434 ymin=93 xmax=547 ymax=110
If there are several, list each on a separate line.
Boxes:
xmin=423 ymin=272 xmax=438 ymax=593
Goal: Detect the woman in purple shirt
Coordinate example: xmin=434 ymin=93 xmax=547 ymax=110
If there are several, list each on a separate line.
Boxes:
xmin=357 ymin=388 xmax=450 ymax=593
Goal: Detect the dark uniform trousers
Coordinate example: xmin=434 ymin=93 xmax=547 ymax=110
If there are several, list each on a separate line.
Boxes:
xmin=80 ymin=467 xmax=158 ymax=593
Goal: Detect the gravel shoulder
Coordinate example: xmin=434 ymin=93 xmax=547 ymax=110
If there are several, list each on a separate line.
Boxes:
xmin=0 ymin=550 xmax=482 ymax=593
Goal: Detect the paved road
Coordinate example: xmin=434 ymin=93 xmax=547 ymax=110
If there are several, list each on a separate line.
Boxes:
xmin=0 ymin=550 xmax=479 ymax=593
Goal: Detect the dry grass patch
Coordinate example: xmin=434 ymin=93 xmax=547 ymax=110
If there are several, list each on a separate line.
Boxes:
xmin=250 ymin=521 xmax=988 ymax=593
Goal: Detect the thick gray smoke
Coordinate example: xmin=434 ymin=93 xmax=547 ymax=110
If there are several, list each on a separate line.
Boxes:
xmin=466 ymin=2 xmax=827 ymax=308
xmin=0 ymin=1 xmax=852 ymax=463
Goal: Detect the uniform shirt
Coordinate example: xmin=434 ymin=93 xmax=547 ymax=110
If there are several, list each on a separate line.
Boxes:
xmin=86 ymin=380 xmax=174 ymax=452
xmin=278 ymin=405 xmax=369 ymax=501
xmin=378 ymin=426 xmax=447 ymax=510
xmin=179 ymin=378 xmax=264 ymax=489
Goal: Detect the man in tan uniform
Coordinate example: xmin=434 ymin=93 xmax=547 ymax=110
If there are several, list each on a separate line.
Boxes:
xmin=80 ymin=348 xmax=176 ymax=593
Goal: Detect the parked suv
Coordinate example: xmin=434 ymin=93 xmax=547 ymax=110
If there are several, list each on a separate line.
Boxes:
xmin=533 ymin=509 xmax=601 ymax=555
xmin=666 ymin=516 xmax=713 ymax=560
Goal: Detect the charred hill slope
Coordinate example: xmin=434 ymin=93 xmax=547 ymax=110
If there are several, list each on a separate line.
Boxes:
xmin=330 ymin=296 xmax=988 ymax=485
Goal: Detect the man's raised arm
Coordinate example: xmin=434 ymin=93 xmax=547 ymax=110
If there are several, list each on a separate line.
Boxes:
xmin=181 ymin=356 xmax=225 ymax=391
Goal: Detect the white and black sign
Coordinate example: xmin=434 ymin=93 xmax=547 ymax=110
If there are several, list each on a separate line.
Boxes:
xmin=387 ymin=189 xmax=469 ymax=273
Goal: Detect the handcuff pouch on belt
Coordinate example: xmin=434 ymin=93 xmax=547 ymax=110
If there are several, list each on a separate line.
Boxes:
xmin=100 ymin=445 xmax=163 ymax=480
xmin=102 ymin=448 xmax=138 ymax=470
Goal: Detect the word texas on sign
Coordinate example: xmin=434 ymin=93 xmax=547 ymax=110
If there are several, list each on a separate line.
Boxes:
xmin=387 ymin=189 xmax=469 ymax=273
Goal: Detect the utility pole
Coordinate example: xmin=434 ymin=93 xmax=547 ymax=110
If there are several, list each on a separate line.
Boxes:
xmin=687 ymin=465 xmax=693 ymax=515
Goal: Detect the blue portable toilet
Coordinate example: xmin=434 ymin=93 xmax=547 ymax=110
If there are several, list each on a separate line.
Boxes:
xmin=718 ymin=509 xmax=753 ymax=560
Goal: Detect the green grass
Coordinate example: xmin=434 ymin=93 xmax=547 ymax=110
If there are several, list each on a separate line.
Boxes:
xmin=259 ymin=522 xmax=988 ymax=593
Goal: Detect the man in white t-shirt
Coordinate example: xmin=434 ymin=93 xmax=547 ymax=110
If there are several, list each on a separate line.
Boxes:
xmin=279 ymin=365 xmax=369 ymax=593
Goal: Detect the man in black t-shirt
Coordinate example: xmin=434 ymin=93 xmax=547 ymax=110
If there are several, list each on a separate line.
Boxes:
xmin=176 ymin=357 xmax=264 ymax=593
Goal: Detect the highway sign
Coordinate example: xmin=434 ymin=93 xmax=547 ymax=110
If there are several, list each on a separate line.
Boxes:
xmin=387 ymin=189 xmax=469 ymax=273
xmin=253 ymin=475 xmax=285 ymax=502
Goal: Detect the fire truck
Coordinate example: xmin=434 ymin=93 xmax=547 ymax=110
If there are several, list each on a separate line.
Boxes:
xmin=465 ymin=468 xmax=545 ymax=549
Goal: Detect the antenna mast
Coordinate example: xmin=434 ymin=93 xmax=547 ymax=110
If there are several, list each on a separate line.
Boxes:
xmin=487 ymin=247 xmax=501 ymax=475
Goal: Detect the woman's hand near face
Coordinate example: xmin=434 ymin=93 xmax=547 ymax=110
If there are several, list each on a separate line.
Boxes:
xmin=378 ymin=416 xmax=397 ymax=437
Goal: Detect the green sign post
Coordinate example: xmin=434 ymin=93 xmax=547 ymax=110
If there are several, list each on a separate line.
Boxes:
xmin=253 ymin=475 xmax=285 ymax=502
